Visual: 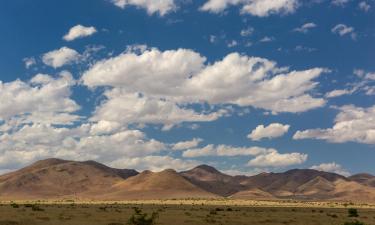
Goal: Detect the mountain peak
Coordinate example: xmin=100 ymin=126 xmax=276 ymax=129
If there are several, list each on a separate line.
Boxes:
xmin=194 ymin=164 xmax=221 ymax=174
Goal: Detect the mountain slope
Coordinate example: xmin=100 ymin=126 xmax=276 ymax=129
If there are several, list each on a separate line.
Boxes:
xmin=349 ymin=173 xmax=375 ymax=187
xmin=180 ymin=165 xmax=245 ymax=196
xmin=1 ymin=159 xmax=375 ymax=202
xmin=102 ymin=169 xmax=217 ymax=200
xmin=0 ymin=159 xmax=138 ymax=200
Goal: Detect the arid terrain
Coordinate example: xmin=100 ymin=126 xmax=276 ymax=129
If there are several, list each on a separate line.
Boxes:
xmin=0 ymin=201 xmax=375 ymax=225
xmin=1 ymin=158 xmax=375 ymax=203
xmin=1 ymin=159 xmax=375 ymax=224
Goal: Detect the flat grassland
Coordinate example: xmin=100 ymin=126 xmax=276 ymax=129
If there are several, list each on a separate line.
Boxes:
xmin=1 ymin=200 xmax=375 ymax=225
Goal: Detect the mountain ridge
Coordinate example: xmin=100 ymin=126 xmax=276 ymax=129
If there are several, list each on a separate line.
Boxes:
xmin=1 ymin=158 xmax=375 ymax=202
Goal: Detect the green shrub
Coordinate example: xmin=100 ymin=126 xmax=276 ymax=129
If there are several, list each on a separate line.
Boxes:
xmin=127 ymin=207 xmax=158 ymax=225
xmin=10 ymin=203 xmax=19 ymax=208
xmin=348 ymin=208 xmax=359 ymax=217
xmin=31 ymin=204 xmax=44 ymax=211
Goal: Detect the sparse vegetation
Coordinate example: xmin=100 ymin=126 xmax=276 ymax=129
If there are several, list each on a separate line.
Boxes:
xmin=127 ymin=207 xmax=158 ymax=225
xmin=348 ymin=208 xmax=359 ymax=217
xmin=0 ymin=201 xmax=375 ymax=225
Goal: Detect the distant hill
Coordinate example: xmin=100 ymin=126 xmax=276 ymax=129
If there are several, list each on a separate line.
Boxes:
xmin=0 ymin=159 xmax=138 ymax=200
xmin=1 ymin=158 xmax=375 ymax=202
xmin=349 ymin=173 xmax=375 ymax=187
xmin=180 ymin=165 xmax=245 ymax=196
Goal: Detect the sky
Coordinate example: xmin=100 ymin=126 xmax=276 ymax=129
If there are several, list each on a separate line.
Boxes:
xmin=0 ymin=0 xmax=374 ymax=176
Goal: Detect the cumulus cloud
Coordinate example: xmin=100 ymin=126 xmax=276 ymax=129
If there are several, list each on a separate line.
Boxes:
xmin=82 ymin=46 xmax=327 ymax=124
xmin=42 ymin=47 xmax=80 ymax=68
xmin=63 ymin=25 xmax=97 ymax=41
xmin=0 ymin=123 xmax=167 ymax=171
xmin=172 ymin=138 xmax=203 ymax=150
xmin=110 ymin=155 xmax=200 ymax=171
xmin=110 ymin=0 xmax=176 ymax=16
xmin=90 ymin=90 xmax=224 ymax=130
xmin=247 ymin=150 xmax=307 ymax=167
xmin=331 ymin=24 xmax=356 ymax=39
xmin=294 ymin=104 xmax=375 ymax=144
xmin=200 ymin=0 xmax=299 ymax=17
xmin=0 ymin=72 xmax=79 ymax=124
xmin=181 ymin=144 xmax=307 ymax=168
xmin=293 ymin=22 xmax=317 ymax=33
xmin=182 ymin=144 xmax=271 ymax=158
xmin=248 ymin=123 xmax=290 ymax=141
xmin=310 ymin=162 xmax=350 ymax=176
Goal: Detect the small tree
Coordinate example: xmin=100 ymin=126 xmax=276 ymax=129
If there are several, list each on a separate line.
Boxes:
xmin=348 ymin=208 xmax=359 ymax=217
xmin=127 ymin=207 xmax=158 ymax=225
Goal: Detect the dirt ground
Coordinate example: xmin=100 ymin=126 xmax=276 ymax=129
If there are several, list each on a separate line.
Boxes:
xmin=0 ymin=200 xmax=374 ymax=225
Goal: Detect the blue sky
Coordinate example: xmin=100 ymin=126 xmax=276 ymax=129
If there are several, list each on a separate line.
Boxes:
xmin=0 ymin=0 xmax=374 ymax=176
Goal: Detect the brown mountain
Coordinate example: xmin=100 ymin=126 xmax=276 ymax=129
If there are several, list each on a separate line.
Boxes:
xmin=101 ymin=169 xmax=216 ymax=200
xmin=0 ymin=158 xmax=138 ymax=200
xmin=349 ymin=173 xmax=375 ymax=187
xmin=1 ymin=159 xmax=375 ymax=202
xmin=233 ymin=169 xmax=346 ymax=197
xmin=180 ymin=165 xmax=245 ymax=196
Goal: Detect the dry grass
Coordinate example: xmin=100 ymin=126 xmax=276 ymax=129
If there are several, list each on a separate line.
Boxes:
xmin=0 ymin=200 xmax=375 ymax=225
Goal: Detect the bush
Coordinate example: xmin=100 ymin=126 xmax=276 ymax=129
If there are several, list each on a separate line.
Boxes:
xmin=31 ymin=204 xmax=44 ymax=211
xmin=348 ymin=208 xmax=359 ymax=217
xmin=127 ymin=207 xmax=158 ymax=225
xmin=10 ymin=203 xmax=19 ymax=208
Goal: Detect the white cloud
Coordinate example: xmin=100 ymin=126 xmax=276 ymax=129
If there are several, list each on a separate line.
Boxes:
xmin=248 ymin=123 xmax=290 ymax=141
xmin=227 ymin=40 xmax=238 ymax=48
xmin=82 ymin=47 xmax=327 ymax=120
xmin=89 ymin=120 xmax=122 ymax=135
xmin=90 ymin=90 xmax=224 ymax=130
xmin=310 ymin=162 xmax=350 ymax=176
xmin=110 ymin=155 xmax=200 ymax=171
xmin=182 ymin=144 xmax=272 ymax=158
xmin=42 ymin=47 xmax=80 ymax=68
xmin=172 ymin=138 xmax=203 ymax=150
xmin=294 ymin=104 xmax=375 ymax=144
xmin=23 ymin=57 xmax=36 ymax=69
xmin=247 ymin=149 xmax=307 ymax=167
xmin=325 ymin=89 xmax=353 ymax=98
xmin=331 ymin=24 xmax=356 ymax=39
xmin=200 ymin=0 xmax=299 ymax=17
xmin=0 ymin=72 xmax=79 ymax=124
xmin=240 ymin=27 xmax=254 ymax=37
xmin=359 ymin=1 xmax=371 ymax=12
xmin=0 ymin=123 xmax=167 ymax=171
xmin=63 ymin=24 xmax=97 ymax=41
xmin=332 ymin=0 xmax=349 ymax=6
xmin=259 ymin=36 xmax=274 ymax=42
xmin=293 ymin=22 xmax=317 ymax=33
xmin=111 ymin=0 xmax=176 ymax=16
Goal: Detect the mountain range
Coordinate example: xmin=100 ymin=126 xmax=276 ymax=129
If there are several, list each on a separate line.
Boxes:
xmin=1 ymin=158 xmax=375 ymax=202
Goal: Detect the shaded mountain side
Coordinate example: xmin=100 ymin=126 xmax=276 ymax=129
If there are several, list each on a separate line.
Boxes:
xmin=349 ymin=173 xmax=375 ymax=187
xmin=98 ymin=169 xmax=217 ymax=200
xmin=234 ymin=169 xmax=347 ymax=195
xmin=230 ymin=188 xmax=276 ymax=200
xmin=180 ymin=165 xmax=246 ymax=196
xmin=0 ymin=159 xmax=138 ymax=200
